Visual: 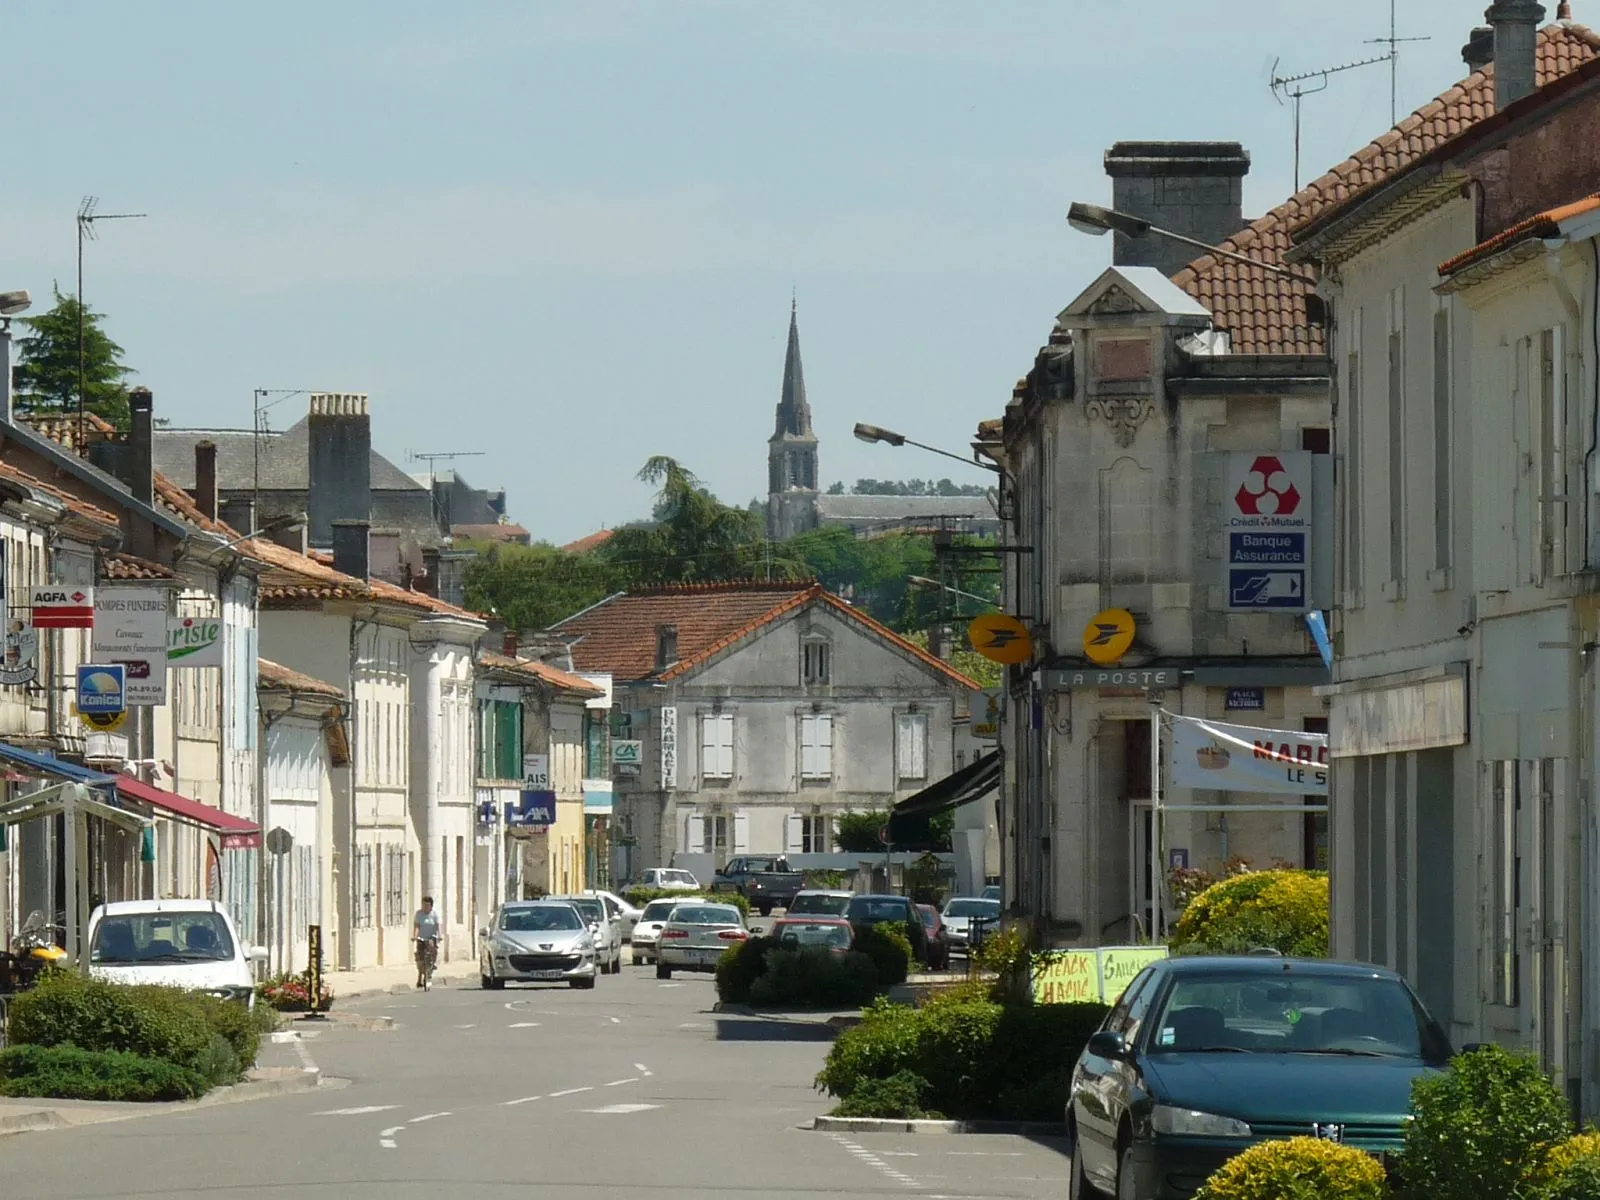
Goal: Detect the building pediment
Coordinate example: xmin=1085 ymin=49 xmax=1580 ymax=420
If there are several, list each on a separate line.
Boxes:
xmin=1057 ymin=265 xmax=1214 ymax=330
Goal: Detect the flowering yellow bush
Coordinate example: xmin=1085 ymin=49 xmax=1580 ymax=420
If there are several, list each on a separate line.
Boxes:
xmin=1528 ymin=1130 xmax=1600 ymax=1197
xmin=1171 ymin=868 xmax=1329 ymax=957
xmin=1194 ymin=1137 xmax=1388 ymax=1200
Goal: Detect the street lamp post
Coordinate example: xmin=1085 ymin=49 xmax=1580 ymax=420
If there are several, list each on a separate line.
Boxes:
xmin=907 ymin=576 xmax=993 ymax=608
xmin=853 ymin=423 xmax=1003 ymax=476
xmin=1065 ymin=203 xmax=1320 ymax=288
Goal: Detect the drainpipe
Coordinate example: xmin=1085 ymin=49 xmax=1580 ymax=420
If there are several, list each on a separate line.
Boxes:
xmin=423 ymin=647 xmax=443 ymax=921
xmin=344 ymin=609 xmax=377 ymax=971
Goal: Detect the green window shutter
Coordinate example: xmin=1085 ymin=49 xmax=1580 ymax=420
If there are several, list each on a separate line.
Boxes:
xmin=497 ymin=701 xmax=521 ymax=780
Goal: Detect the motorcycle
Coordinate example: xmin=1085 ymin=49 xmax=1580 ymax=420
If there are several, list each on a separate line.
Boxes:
xmin=0 ymin=910 xmax=68 ymax=994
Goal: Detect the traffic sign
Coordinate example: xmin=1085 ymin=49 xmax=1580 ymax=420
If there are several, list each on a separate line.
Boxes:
xmin=1082 ymin=609 xmax=1136 ymax=665
xmin=1223 ymin=452 xmax=1311 ymax=613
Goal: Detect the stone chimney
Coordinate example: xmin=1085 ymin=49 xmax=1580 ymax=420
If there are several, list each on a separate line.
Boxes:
xmin=1104 ymin=142 xmax=1250 ymax=277
xmin=306 ymin=393 xmax=371 ymax=548
xmin=1462 ymin=25 xmax=1496 ymax=71
xmin=127 ymin=387 xmax=154 ymax=507
xmin=1487 ymin=0 xmax=1546 ymax=109
xmin=331 ymin=519 xmax=370 ymax=581
xmin=655 ymin=624 xmax=679 ymax=672
xmin=194 ymin=440 xmax=218 ymax=521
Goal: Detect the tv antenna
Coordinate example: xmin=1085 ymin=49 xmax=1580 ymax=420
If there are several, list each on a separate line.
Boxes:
xmin=253 ymin=388 xmax=312 ymax=517
xmin=76 ymin=196 xmax=147 ymax=451
xmin=408 ymin=450 xmax=486 ymax=530
xmin=1270 ymin=53 xmax=1391 ymax=190
xmin=1366 ymin=0 xmax=1432 ymax=126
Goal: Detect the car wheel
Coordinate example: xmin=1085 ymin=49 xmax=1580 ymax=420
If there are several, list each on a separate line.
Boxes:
xmin=1114 ymin=1141 xmax=1137 ymax=1200
xmin=656 ymin=963 xmax=672 ymax=980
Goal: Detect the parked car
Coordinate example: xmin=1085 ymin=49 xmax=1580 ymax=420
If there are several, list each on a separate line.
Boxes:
xmin=588 ymin=889 xmax=643 ymax=940
xmin=546 ymin=894 xmax=624 ymax=974
xmin=769 ymin=917 xmax=855 ymax=954
xmin=478 ymin=900 xmax=599 ymax=990
xmin=845 ymin=894 xmax=930 ymax=964
xmin=788 ymin=889 xmax=853 ymax=917
xmin=87 ymin=899 xmax=266 ymax=1007
xmin=1068 ymin=955 xmax=1452 ymax=1199
xmin=639 ymin=867 xmax=701 ymax=892
xmin=631 ymin=896 xmax=705 ymax=965
xmin=916 ymin=904 xmax=951 ymax=970
xmin=981 ymin=884 xmax=1001 ymax=902
xmin=941 ymin=896 xmax=1002 ymax=955
xmin=710 ymin=855 xmax=806 ymax=916
xmin=656 ymin=901 xmax=748 ymax=979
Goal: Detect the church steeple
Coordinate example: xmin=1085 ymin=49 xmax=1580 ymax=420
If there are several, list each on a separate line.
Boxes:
xmin=767 ymin=297 xmax=820 ymax=541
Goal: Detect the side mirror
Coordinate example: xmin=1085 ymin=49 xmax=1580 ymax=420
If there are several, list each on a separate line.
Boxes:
xmin=1087 ymin=1031 xmax=1128 ymax=1060
xmin=248 ymin=946 xmax=269 ymax=963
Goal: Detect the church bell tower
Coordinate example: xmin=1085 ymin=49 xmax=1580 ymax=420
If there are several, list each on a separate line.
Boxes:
xmin=766 ymin=299 xmax=819 ymax=541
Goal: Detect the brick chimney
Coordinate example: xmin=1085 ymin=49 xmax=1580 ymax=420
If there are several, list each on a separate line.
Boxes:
xmin=1103 ymin=142 xmax=1250 ymax=277
xmin=656 ymin=624 xmax=679 ymax=672
xmin=127 ymin=387 xmax=154 ymax=507
xmin=503 ymin=630 xmax=519 ymax=657
xmin=194 ymin=440 xmax=218 ymax=521
xmin=1487 ymin=0 xmax=1546 ymax=109
xmin=306 ymin=393 xmax=371 ymax=548
xmin=331 ymin=519 xmax=370 ymax=581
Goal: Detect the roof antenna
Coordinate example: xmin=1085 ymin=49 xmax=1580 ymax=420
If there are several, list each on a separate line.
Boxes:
xmin=1365 ymin=0 xmax=1432 ymax=126
xmin=1270 ymin=53 xmax=1389 ymax=190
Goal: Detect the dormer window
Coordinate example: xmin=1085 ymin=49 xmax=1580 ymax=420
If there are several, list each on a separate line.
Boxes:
xmin=802 ymin=637 xmax=831 ymax=685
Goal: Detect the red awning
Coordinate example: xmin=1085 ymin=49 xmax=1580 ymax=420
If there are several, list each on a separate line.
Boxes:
xmin=114 ymin=776 xmax=262 ymax=849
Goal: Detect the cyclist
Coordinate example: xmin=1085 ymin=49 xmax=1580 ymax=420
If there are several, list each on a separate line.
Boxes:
xmin=413 ymin=896 xmax=441 ymax=989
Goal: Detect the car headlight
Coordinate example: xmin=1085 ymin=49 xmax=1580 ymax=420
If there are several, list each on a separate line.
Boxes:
xmin=1151 ymin=1104 xmax=1251 ymax=1138
xmin=577 ymin=936 xmax=595 ymax=951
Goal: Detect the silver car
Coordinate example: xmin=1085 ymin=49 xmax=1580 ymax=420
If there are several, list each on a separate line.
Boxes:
xmin=787 ymin=889 xmax=853 ymax=917
xmin=656 ymin=902 xmax=748 ymax=979
xmin=479 ymin=901 xmax=598 ymax=990
xmin=547 ymin=894 xmax=624 ymax=974
xmin=632 ymin=896 xmax=705 ymax=966
xmin=941 ymin=896 xmax=1002 ymax=953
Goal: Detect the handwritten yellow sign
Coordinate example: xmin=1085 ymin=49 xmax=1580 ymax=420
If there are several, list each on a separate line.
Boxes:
xmin=1099 ymin=947 xmax=1169 ymax=1002
xmin=1031 ymin=945 xmax=1170 ymax=1005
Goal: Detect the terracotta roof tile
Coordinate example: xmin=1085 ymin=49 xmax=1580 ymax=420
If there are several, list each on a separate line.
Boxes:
xmin=0 ymin=458 xmax=121 ymax=533
xmin=453 ymin=523 xmax=530 ymax=543
xmin=562 ymin=529 xmax=616 ymax=555
xmin=1170 ymin=22 xmax=1600 ymax=355
xmin=103 ymin=553 xmax=176 ymax=581
xmin=1438 ymin=191 xmax=1600 ymax=275
xmin=479 ymin=649 xmax=604 ymax=697
xmin=258 ymin=657 xmax=347 ymax=699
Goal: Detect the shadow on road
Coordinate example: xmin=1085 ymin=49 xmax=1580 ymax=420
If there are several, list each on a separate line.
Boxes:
xmin=713 ymin=1017 xmax=837 ymax=1043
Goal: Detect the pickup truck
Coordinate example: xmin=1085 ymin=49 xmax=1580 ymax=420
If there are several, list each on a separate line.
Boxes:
xmin=710 ymin=856 xmax=806 ymax=916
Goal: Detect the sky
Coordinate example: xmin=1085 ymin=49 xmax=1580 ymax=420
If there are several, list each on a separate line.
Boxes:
xmin=3 ymin=1 xmax=1512 ymax=544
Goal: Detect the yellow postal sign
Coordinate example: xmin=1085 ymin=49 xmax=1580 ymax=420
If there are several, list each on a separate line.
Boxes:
xmin=1031 ymin=945 xmax=1169 ymax=1005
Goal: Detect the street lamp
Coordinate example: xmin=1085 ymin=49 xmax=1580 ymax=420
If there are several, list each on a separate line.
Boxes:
xmin=217 ymin=511 xmax=306 ymax=552
xmin=908 ymin=576 xmax=994 ymax=607
xmin=853 ymin=422 xmax=1002 ymax=476
xmin=0 ymin=290 xmax=32 ymax=423
xmin=1066 ymin=202 xmax=1319 ymax=288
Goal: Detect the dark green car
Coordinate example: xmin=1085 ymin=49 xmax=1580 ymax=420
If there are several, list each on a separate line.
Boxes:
xmin=1067 ymin=955 xmax=1451 ymax=1199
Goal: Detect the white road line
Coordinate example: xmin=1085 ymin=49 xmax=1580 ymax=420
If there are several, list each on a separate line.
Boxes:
xmin=582 ymin=1103 xmax=660 ymax=1114
xmin=633 ymin=1062 xmax=652 ymax=1075
xmin=881 ymin=1151 xmax=919 ymax=1157
xmin=501 ymin=1096 xmax=542 ymax=1106
xmin=378 ymin=1125 xmax=404 ymax=1150
xmin=658 ymin=983 xmax=682 ymax=989
xmin=508 ymin=1022 xmax=541 ymax=1028
xmin=292 ymin=1037 xmax=318 ymax=1074
xmin=607 ymin=1016 xmax=621 ymax=1024
xmin=605 ymin=1077 xmax=640 ymax=1087
xmin=548 ymin=1086 xmax=593 ymax=1098
xmin=453 ymin=1023 xmax=477 ymax=1029
xmin=410 ymin=1112 xmax=452 ymax=1123
xmin=946 ymin=1151 xmax=1023 ymax=1157
xmin=315 ymin=1105 xmax=400 ymax=1116
xmin=830 ymin=1134 xmax=921 ymax=1190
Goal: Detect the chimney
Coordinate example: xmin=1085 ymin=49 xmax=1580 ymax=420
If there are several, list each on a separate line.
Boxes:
xmin=127 ymin=387 xmax=154 ymax=507
xmin=1487 ymin=0 xmax=1546 ymax=109
xmin=655 ymin=623 xmax=679 ymax=672
xmin=503 ymin=631 xmax=519 ymax=658
xmin=1462 ymin=25 xmax=1496 ymax=71
xmin=331 ymin=519 xmax=370 ymax=581
xmin=1103 ymin=142 xmax=1250 ymax=276
xmin=306 ymin=393 xmax=371 ymax=548
xmin=194 ymin=440 xmax=218 ymax=521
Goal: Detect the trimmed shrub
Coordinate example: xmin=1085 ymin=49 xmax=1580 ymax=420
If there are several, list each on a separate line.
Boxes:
xmin=1401 ymin=1043 xmax=1572 ymax=1200
xmin=833 ymin=1070 xmax=935 ymax=1119
xmin=802 ymin=869 xmax=849 ymax=889
xmin=715 ymin=935 xmax=776 ymax=1005
xmin=7 ymin=972 xmax=212 ymax=1070
xmin=0 ymin=1044 xmax=205 ymax=1102
xmin=1171 ymin=868 xmax=1329 ymax=957
xmin=195 ymin=994 xmax=264 ymax=1078
xmin=748 ymin=948 xmax=878 ymax=1009
xmin=1195 ymin=1136 xmax=1388 ymax=1200
xmin=1529 ymin=1132 xmax=1600 ymax=1199
xmin=854 ymin=924 xmax=911 ymax=986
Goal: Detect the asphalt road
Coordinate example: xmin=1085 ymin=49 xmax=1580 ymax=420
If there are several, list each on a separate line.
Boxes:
xmin=0 ymin=959 xmax=1072 ymax=1198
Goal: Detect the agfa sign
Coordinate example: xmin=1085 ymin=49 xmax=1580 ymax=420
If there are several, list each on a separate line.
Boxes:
xmin=1223 ymin=452 xmax=1311 ymax=613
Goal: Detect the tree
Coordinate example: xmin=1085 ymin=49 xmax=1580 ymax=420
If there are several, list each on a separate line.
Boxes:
xmin=14 ymin=286 xmax=135 ymax=429
xmin=835 ymin=807 xmax=953 ymax=853
xmin=462 ymin=541 xmax=620 ymax=632
xmin=780 ymin=526 xmax=934 ymax=630
xmin=902 ymin=629 xmax=1002 ymax=688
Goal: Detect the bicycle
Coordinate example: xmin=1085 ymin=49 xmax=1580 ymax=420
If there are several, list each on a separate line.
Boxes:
xmin=416 ymin=937 xmax=439 ymax=990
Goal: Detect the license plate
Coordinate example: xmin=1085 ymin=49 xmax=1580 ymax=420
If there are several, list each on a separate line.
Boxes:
xmin=530 ymin=970 xmax=564 ymax=980
xmin=690 ymin=949 xmax=721 ymax=963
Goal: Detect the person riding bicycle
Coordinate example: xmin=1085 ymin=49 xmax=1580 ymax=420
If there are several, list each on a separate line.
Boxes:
xmin=413 ymin=896 xmax=441 ymax=988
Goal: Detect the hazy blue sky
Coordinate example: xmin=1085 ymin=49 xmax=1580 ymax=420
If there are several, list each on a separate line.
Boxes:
xmin=5 ymin=2 xmax=1506 ymax=542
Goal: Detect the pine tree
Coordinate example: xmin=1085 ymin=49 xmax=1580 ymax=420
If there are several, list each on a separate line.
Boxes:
xmin=14 ymin=285 xmax=134 ymax=430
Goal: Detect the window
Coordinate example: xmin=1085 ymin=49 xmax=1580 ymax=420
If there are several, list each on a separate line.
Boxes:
xmin=802 ymin=813 xmax=830 ymax=853
xmin=584 ymin=710 xmax=606 ymax=778
xmin=701 ymin=713 xmax=734 ymax=780
xmin=383 ymin=844 xmax=406 ymax=927
xmin=1536 ymin=327 xmax=1567 ymax=580
xmin=1387 ymin=288 xmax=1405 ymax=594
xmin=1300 ymin=427 xmax=1331 ymax=454
xmin=1433 ymin=308 xmax=1452 ymax=573
xmin=703 ymin=814 xmax=730 ymax=858
xmin=803 ymin=639 xmax=831 ymax=685
xmin=896 ymin=713 xmax=928 ymax=780
xmin=354 ymin=846 xmax=376 ymax=930
xmin=801 ymin=713 xmax=833 ymax=780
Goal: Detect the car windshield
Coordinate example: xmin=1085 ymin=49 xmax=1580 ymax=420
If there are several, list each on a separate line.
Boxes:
xmin=90 ymin=911 xmax=235 ymax=964
xmin=500 ymin=906 xmax=582 ymax=932
xmin=641 ymin=900 xmax=682 ymax=921
xmin=775 ymin=923 xmax=851 ymax=949
xmin=847 ymin=897 xmax=911 ymax=922
xmin=564 ymin=899 xmax=603 ymax=922
xmin=918 ymin=908 xmax=939 ymax=929
xmin=672 ymin=906 xmax=740 ymax=926
xmin=790 ymin=893 xmax=849 ymax=915
xmin=1148 ymin=971 xmax=1451 ymax=1064
xmin=660 ymin=870 xmax=696 ymax=885
xmin=981 ymin=885 xmax=1001 ymax=901
xmin=944 ymin=899 xmax=1001 ymax=919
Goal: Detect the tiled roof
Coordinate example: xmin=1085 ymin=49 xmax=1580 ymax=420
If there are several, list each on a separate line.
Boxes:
xmin=103 ymin=553 xmax=176 ymax=581
xmin=367 ymin=576 xmax=487 ymax=622
xmin=453 ymin=523 xmax=530 ymax=543
xmin=553 ymin=579 xmax=980 ymax=689
xmin=1169 ymin=22 xmax=1600 ymax=355
xmin=258 ymin=657 xmax=346 ymax=699
xmin=0 ymin=458 xmax=120 ymax=533
xmin=153 ymin=420 xmax=425 ymax=494
xmin=562 ymin=529 xmax=616 ymax=555
xmin=1438 ymin=191 xmax=1600 ymax=275
xmin=478 ymin=650 xmax=604 ymax=697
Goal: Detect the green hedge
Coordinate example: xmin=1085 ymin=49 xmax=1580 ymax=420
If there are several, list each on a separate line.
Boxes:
xmin=816 ymin=994 xmax=1110 ymax=1122
xmin=0 ymin=1044 xmax=206 ymax=1102
xmin=715 ymin=935 xmax=775 ymax=1004
xmin=749 ymin=948 xmax=878 ymax=1009
xmin=623 ymin=887 xmax=751 ymax=917
xmin=853 ymin=924 xmax=912 ymax=986
xmin=1170 ymin=869 xmax=1329 ymax=957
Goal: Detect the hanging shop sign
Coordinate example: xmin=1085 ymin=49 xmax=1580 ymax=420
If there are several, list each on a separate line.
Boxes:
xmin=1223 ymin=452 xmax=1312 ymax=613
xmin=968 ymin=613 xmax=1033 ymax=666
xmin=76 ymin=663 xmax=126 ymax=716
xmin=1082 ymin=608 xmax=1136 ymax=665
xmin=94 ymin=589 xmax=168 ymax=706
xmin=972 ymin=690 xmax=1002 ymax=740
xmin=168 ymin=616 xmax=224 ymax=668
xmin=1168 ymin=713 xmax=1328 ymax=795
xmin=31 ymin=586 xmax=94 ymax=629
xmin=660 ymin=706 xmax=678 ymax=790
xmin=0 ymin=620 xmax=39 ymax=686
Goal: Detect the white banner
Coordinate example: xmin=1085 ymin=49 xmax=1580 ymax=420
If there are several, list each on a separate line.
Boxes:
xmin=1168 ymin=713 xmax=1328 ymax=795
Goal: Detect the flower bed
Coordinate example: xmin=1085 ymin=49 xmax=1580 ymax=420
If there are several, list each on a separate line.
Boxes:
xmin=257 ymin=973 xmax=334 ymax=1013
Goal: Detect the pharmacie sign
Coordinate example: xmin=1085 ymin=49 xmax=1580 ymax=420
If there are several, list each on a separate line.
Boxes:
xmin=168 ymin=617 xmax=223 ymax=668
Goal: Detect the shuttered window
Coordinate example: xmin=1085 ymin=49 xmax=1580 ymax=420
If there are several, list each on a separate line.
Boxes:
xmin=801 ymin=714 xmax=833 ymax=780
xmin=896 ymin=713 xmax=928 ymax=780
xmin=701 ymin=713 xmax=734 ymax=780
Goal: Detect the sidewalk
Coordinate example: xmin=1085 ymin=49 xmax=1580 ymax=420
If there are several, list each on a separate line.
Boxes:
xmin=322 ymin=957 xmax=480 ymax=1004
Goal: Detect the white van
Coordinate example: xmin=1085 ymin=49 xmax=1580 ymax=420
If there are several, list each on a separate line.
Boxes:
xmin=87 ymin=899 xmax=267 ymax=1007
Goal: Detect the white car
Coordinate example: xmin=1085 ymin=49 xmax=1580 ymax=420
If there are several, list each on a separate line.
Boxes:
xmin=87 ymin=899 xmax=266 ymax=1008
xmin=480 ymin=900 xmax=598 ymax=990
xmin=588 ymin=890 xmax=643 ymax=941
xmin=631 ymin=896 xmax=707 ymax=965
xmin=940 ymin=897 xmax=1002 ymax=953
xmin=639 ymin=867 xmax=701 ymax=892
xmin=546 ymin=894 xmax=624 ymax=974
xmin=656 ymin=901 xmax=748 ymax=979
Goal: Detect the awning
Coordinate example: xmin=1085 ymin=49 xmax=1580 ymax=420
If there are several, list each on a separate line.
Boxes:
xmin=0 ymin=741 xmax=118 ymax=788
xmin=888 ymin=751 xmax=1002 ymax=843
xmin=113 ymin=775 xmax=262 ymax=849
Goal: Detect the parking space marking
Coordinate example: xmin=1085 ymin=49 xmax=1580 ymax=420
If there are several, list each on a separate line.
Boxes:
xmin=292 ymin=1037 xmax=318 ymax=1074
xmin=502 ymin=1095 xmax=542 ymax=1106
xmin=605 ymin=1077 xmax=640 ymax=1087
xmin=582 ymin=1103 xmax=660 ymax=1114
xmin=509 ymin=1022 xmax=541 ymax=1028
xmin=548 ymin=1086 xmax=593 ymax=1098
xmin=316 ymin=1105 xmax=399 ymax=1116
xmin=830 ymin=1134 xmax=920 ymax=1190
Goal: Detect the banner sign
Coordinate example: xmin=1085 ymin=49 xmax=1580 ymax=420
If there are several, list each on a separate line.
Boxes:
xmin=1223 ymin=452 xmax=1311 ymax=612
xmin=1033 ymin=945 xmax=1169 ymax=1005
xmin=169 ymin=616 xmax=224 ymax=668
xmin=31 ymin=586 xmax=94 ymax=629
xmin=660 ymin=706 xmax=678 ymax=790
xmin=612 ymin=739 xmax=642 ymax=766
xmin=76 ymin=663 xmax=126 ymax=716
xmin=508 ymin=791 xmax=557 ymax=829
xmin=973 ymin=690 xmax=1001 ymax=740
xmin=0 ymin=620 xmax=38 ymax=687
xmin=522 ymin=753 xmax=550 ymax=792
xmin=1168 ymin=713 xmax=1329 ymax=795
xmin=94 ymin=589 xmax=169 ymax=705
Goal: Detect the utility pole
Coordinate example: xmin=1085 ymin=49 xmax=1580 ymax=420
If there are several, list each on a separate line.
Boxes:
xmin=76 ymin=198 xmax=146 ymax=450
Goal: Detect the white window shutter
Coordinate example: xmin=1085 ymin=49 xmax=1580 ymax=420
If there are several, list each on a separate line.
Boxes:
xmin=818 ymin=714 xmax=833 ymax=778
xmin=718 ymin=714 xmax=735 ymax=778
xmin=785 ymin=813 xmax=804 ymax=853
xmin=911 ymin=715 xmax=927 ymax=779
xmin=683 ymin=809 xmax=704 ymax=854
xmin=896 ymin=714 xmax=914 ymax=779
xmin=733 ymin=812 xmax=750 ymax=855
xmin=800 ymin=715 xmax=816 ymax=779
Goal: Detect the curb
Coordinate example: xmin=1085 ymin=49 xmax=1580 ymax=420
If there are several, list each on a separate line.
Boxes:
xmin=711 ymin=1002 xmax=856 ymax=1026
xmin=195 ymin=1068 xmax=325 ymax=1107
xmin=0 ymin=1110 xmax=66 ymax=1138
xmin=0 ymin=1069 xmax=328 ymax=1138
xmin=335 ymin=971 xmax=478 ymax=1004
xmin=810 ymin=1116 xmax=1070 ymax=1136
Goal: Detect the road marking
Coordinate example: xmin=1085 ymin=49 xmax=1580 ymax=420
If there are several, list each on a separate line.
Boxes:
xmin=410 ymin=1112 xmax=452 ymax=1123
xmin=509 ymin=1022 xmax=541 ymax=1028
xmin=881 ymin=1151 xmax=919 ymax=1157
xmin=658 ymin=983 xmax=682 ymax=989
xmin=315 ymin=1105 xmax=400 ymax=1116
xmin=607 ymin=1016 xmax=621 ymax=1024
xmin=582 ymin=1103 xmax=660 ymax=1114
xmin=292 ymin=1037 xmax=318 ymax=1074
xmin=378 ymin=1125 xmax=405 ymax=1150
xmin=548 ymin=1086 xmax=593 ymax=1098
xmin=677 ymin=1022 xmax=705 ymax=1029
xmin=502 ymin=1096 xmax=541 ymax=1106
xmin=605 ymin=1077 xmax=640 ymax=1087
xmin=831 ymin=1134 xmax=921 ymax=1190
xmin=946 ymin=1151 xmax=1022 ymax=1157
xmin=453 ymin=1023 xmax=477 ymax=1029
xmin=633 ymin=1062 xmax=652 ymax=1075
